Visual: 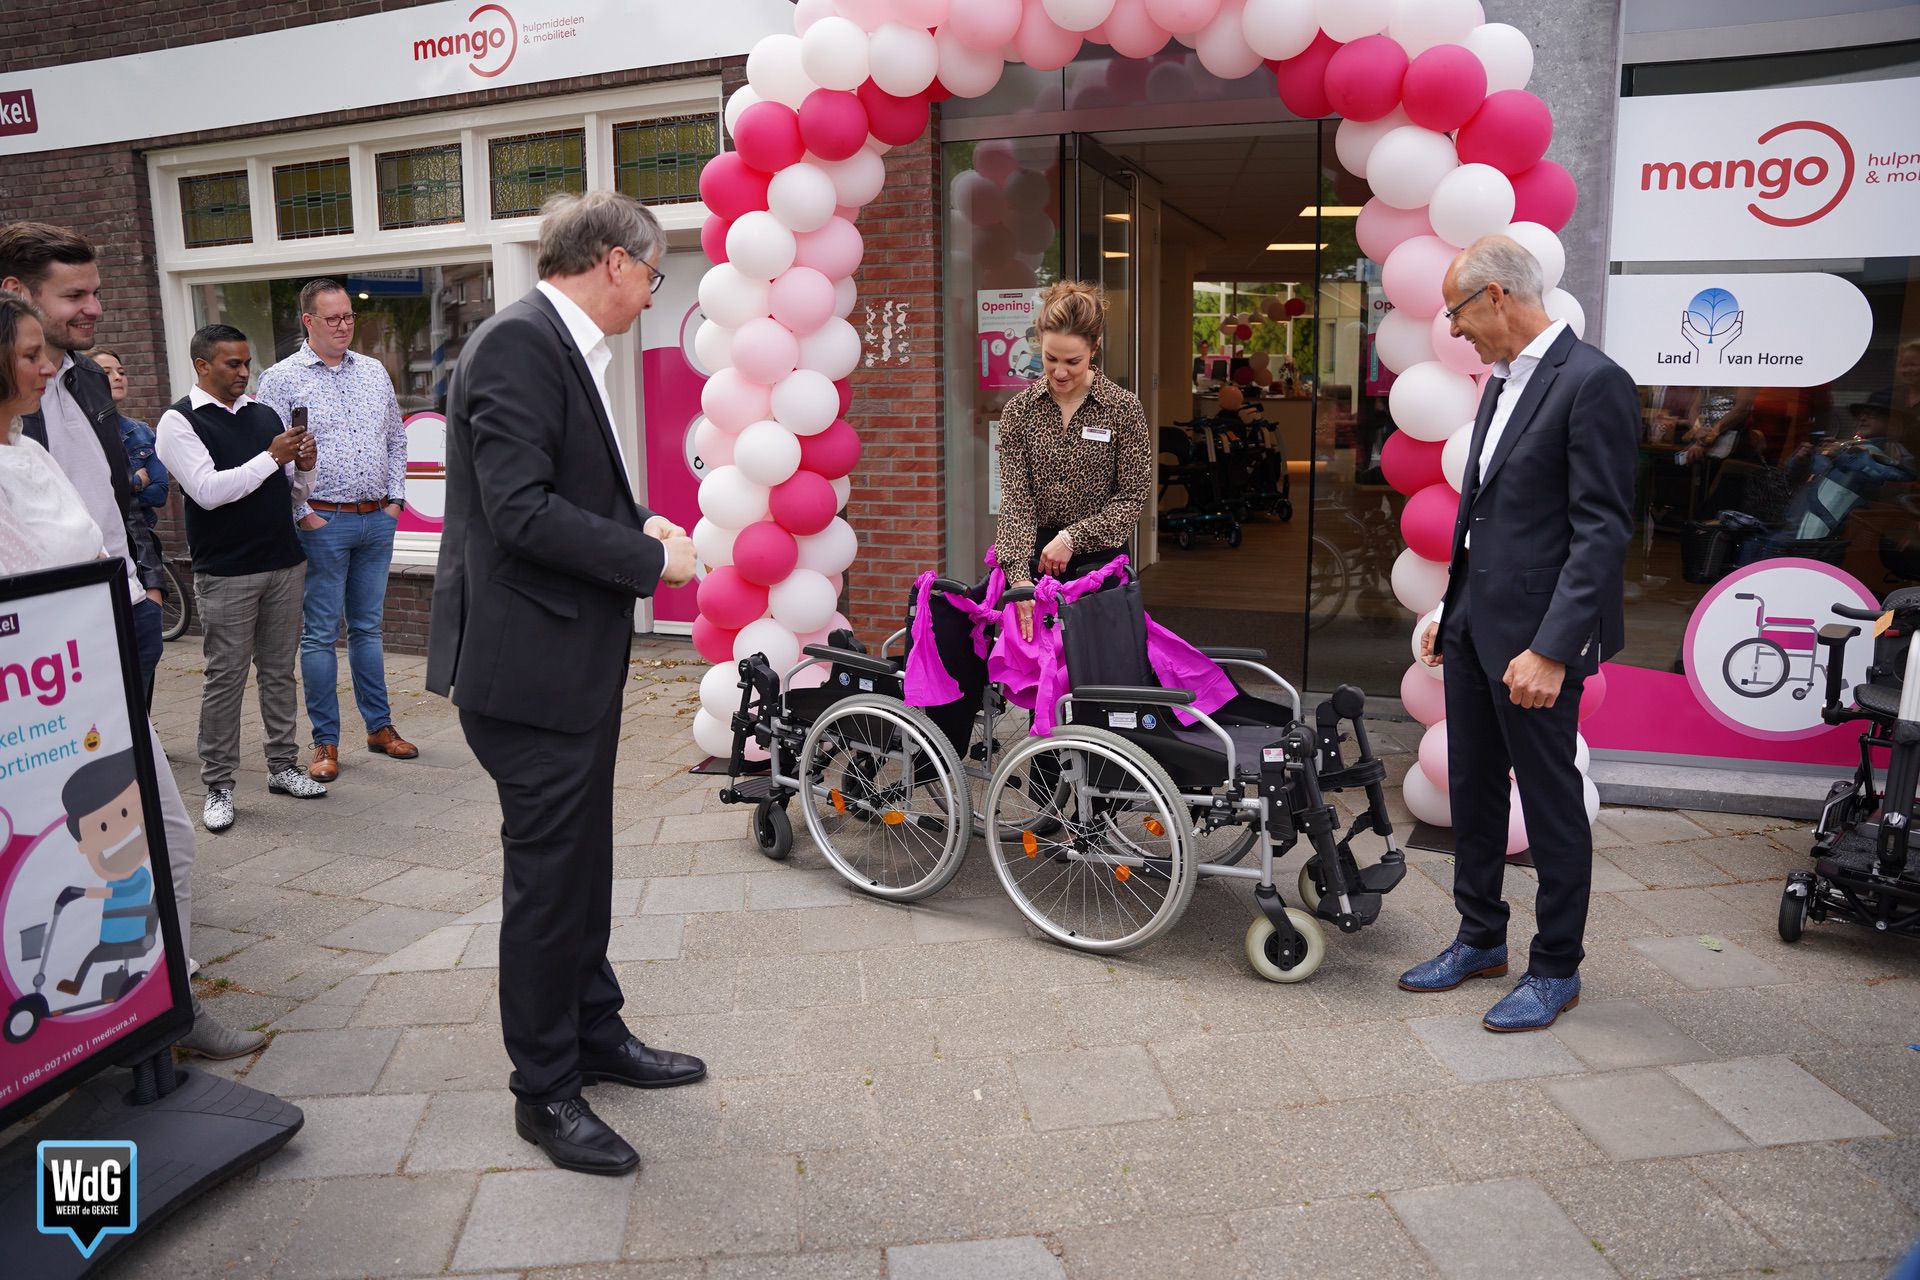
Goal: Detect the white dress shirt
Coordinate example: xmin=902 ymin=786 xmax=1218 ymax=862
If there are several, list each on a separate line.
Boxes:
xmin=0 ymin=428 xmax=106 ymax=574
xmin=536 ymin=279 xmax=630 ymax=479
xmin=1465 ymin=319 xmax=1569 ymax=550
xmin=39 ymin=354 xmax=140 ymax=600
xmin=155 ymin=386 xmax=313 ymax=510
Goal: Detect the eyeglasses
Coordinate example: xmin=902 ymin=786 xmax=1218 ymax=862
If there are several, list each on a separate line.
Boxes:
xmin=618 ymin=247 xmax=665 ymax=293
xmin=312 ymin=314 xmax=356 ymax=330
xmin=1443 ymin=285 xmax=1490 ymax=322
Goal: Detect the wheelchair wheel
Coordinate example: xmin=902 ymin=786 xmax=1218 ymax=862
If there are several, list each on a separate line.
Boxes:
xmin=1297 ymin=862 xmax=1322 ymax=913
xmin=963 ymin=696 xmax=1067 ymax=842
xmin=1245 ymin=909 xmax=1325 ymax=983
xmin=752 ymin=799 xmax=793 ymax=861
xmin=985 ymin=726 xmax=1197 ymax=953
xmin=1778 ymin=874 xmax=1812 ymax=943
xmin=797 ymin=694 xmax=970 ymax=901
xmin=1722 ymin=638 xmax=1788 ymax=698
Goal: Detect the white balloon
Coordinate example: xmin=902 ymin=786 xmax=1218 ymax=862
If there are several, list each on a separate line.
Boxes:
xmin=734 ymin=618 xmax=801 ymax=672
xmin=822 ymin=147 xmax=887 ymax=208
xmin=1316 ymin=0 xmax=1393 ymax=42
xmin=1391 ymin=546 xmax=1450 ymax=615
xmin=830 ymin=473 xmax=852 ymax=511
xmin=1440 ymin=421 xmax=1474 ymax=490
xmin=698 ymin=264 xmax=772 ymax=328
xmin=1044 ymin=0 xmax=1116 ymax=31
xmin=746 ymin=33 xmax=814 ymax=109
xmin=770 ymin=568 xmax=839 ymax=633
xmin=734 ymin=419 xmax=803 ymax=486
xmin=801 ymin=16 xmax=870 ymax=91
xmin=1503 ymin=220 xmax=1566 ymax=292
xmin=693 ymin=320 xmax=735 ymax=374
xmin=936 ymin=26 xmax=1005 ymax=98
xmin=699 ymin=465 xmax=771 ymax=529
xmin=1428 ymin=163 xmax=1516 ymax=249
xmin=700 ymin=662 xmax=744 ymax=719
xmin=768 ymin=163 xmax=839 ymax=233
xmin=1241 ymin=0 xmax=1316 ymax=59
xmin=771 ymin=368 xmax=840 ymax=436
xmin=1575 ymin=732 xmax=1592 ymax=776
xmin=1366 ymin=127 xmax=1459 ymax=211
xmin=1334 ymin=108 xmax=1411 ymax=180
xmin=798 ymin=316 xmax=862 ymax=380
xmin=1544 ymin=287 xmax=1586 ymax=340
xmin=796 ymin=517 xmax=859 ymax=575
xmin=1388 ymin=0 xmax=1483 ymax=57
xmin=1582 ymin=774 xmax=1600 ymax=825
xmin=1402 ymin=759 xmax=1452 ymax=826
xmin=724 ymin=85 xmax=762 ymax=138
xmin=1465 ymin=21 xmax=1533 ymax=94
xmin=1390 ymin=362 xmax=1481 ymax=441
xmin=1412 ymin=605 xmax=1445 ymax=680
xmin=1374 ymin=307 xmax=1437 ymax=375
xmin=832 ymin=275 xmax=858 ymax=319
xmin=693 ymin=708 xmax=736 ymax=759
xmin=693 ymin=516 xmax=740 ymax=569
xmin=868 ymin=22 xmax=941 ymax=96
xmin=1195 ymin=0 xmax=1263 ymax=79
xmin=727 ymin=211 xmax=799 ymax=281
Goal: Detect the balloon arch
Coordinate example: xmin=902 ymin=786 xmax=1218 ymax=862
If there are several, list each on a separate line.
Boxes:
xmin=687 ymin=0 xmax=1605 ymax=850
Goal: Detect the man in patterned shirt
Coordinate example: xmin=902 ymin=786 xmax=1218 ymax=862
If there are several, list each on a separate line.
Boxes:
xmin=258 ymin=279 xmax=419 ymax=784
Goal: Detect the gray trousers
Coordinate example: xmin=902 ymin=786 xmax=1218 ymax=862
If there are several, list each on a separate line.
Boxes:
xmin=195 ymin=565 xmax=305 ymax=789
xmin=149 ymin=720 xmax=196 ymax=968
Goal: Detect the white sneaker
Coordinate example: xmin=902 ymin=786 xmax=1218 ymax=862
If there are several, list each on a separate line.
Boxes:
xmin=267 ymin=767 xmax=328 ymax=799
xmin=202 ymin=788 xmax=235 ymax=832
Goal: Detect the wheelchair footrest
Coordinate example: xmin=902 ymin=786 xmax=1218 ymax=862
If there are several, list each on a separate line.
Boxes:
xmin=1358 ymin=854 xmax=1407 ymax=895
xmin=720 ymin=775 xmax=777 ymax=804
xmin=1315 ymin=890 xmax=1383 ymax=930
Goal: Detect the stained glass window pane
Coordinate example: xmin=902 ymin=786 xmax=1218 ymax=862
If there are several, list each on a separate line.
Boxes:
xmin=273 ymin=158 xmax=354 ymax=240
xmin=613 ymin=115 xmax=717 ymax=205
xmin=377 ymin=144 xmax=465 ymax=229
xmin=488 ymin=128 xmax=586 ymax=219
xmin=179 ymin=171 xmax=252 ymax=248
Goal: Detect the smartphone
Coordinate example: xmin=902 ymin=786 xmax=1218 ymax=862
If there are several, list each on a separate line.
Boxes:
xmin=290 ymin=406 xmax=309 ymax=433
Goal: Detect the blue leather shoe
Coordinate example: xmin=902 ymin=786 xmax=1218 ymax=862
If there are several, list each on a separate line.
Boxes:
xmin=1483 ymin=972 xmax=1581 ymax=1032
xmin=1398 ymin=940 xmax=1509 ymax=992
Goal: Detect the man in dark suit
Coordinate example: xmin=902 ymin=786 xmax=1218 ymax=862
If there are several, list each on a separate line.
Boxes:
xmin=428 ymin=191 xmax=700 ymax=1174
xmin=1400 ymin=235 xmax=1637 ymax=1033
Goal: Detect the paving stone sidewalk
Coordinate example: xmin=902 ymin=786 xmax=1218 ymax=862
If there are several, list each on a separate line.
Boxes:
xmin=69 ymin=643 xmax=1920 ymax=1277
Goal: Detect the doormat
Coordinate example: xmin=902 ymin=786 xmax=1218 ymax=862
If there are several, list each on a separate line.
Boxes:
xmin=1406 ymin=821 xmax=1534 ymax=868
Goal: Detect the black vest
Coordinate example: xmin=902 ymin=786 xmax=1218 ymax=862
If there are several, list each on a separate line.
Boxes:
xmin=171 ymin=396 xmax=305 ymax=578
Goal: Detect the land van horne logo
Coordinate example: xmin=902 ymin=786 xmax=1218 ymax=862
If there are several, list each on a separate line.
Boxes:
xmin=37 ymin=1140 xmax=137 ymax=1257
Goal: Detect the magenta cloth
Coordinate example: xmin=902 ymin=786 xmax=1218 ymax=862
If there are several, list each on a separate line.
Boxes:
xmin=902 ymin=561 xmax=1007 ymax=708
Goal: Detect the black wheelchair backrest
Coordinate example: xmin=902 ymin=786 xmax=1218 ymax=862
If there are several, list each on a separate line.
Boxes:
xmin=1060 ymin=580 xmax=1154 ymax=692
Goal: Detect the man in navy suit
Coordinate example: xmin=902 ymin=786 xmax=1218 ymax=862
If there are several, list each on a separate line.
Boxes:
xmin=1399 ymin=235 xmax=1637 ymax=1032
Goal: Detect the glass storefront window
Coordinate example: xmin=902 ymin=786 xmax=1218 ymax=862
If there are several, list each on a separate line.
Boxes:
xmin=613 ymin=115 xmax=717 ymax=205
xmin=179 ymin=171 xmax=252 ymax=249
xmin=272 ymin=159 xmax=354 ymax=240
xmin=376 ymin=144 xmax=465 ymax=229
xmin=488 ymin=128 xmax=586 ymax=219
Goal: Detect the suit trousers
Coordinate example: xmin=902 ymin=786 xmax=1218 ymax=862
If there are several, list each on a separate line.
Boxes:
xmin=1441 ymin=576 xmax=1591 ymax=979
xmin=195 ymin=565 xmax=305 ymax=789
xmin=461 ymin=702 xmax=631 ymax=1104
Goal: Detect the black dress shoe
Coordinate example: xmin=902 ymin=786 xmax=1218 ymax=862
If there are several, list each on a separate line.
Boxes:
xmin=514 ymin=1095 xmax=639 ymax=1175
xmin=578 ymin=1035 xmax=707 ymax=1089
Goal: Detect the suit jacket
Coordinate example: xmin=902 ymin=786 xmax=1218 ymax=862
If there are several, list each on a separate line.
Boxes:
xmin=21 ymin=352 xmax=164 ymax=590
xmin=425 ymin=288 xmax=665 ymax=733
xmin=1437 ymin=326 xmax=1638 ymax=677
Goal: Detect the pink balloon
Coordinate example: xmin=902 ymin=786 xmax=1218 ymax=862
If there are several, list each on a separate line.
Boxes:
xmin=699 ymin=152 xmax=772 ymax=221
xmin=794 ymin=217 xmax=864 ymax=278
xmin=697 ymin=565 xmax=770 ymax=629
xmin=858 ymin=80 xmax=932 ymax=146
xmin=827 ymin=572 xmax=846 ymax=596
xmin=701 ymin=214 xmax=730 ymax=265
xmin=1270 ymin=33 xmax=1341 ymax=119
xmin=701 ymin=368 xmax=774 ymax=432
xmin=1145 ymin=0 xmax=1220 ymax=35
xmin=1430 ymin=309 xmax=1486 ymax=375
xmin=799 ymin=90 xmax=870 ymax=162
xmin=1381 ymin=234 xmax=1457 ymax=318
xmin=1323 ymin=35 xmax=1407 ymax=123
xmin=1418 ymin=721 xmax=1449 ymax=791
xmin=1104 ymin=0 xmax=1170 ymax=58
xmin=1014 ymin=0 xmax=1083 ymax=70
xmin=769 ymin=470 xmax=839 ymax=536
xmin=1506 ymin=787 xmax=1530 ymax=857
xmin=733 ymin=101 xmax=805 ymax=173
xmin=1401 ymin=663 xmax=1447 ymax=726
xmin=731 ymin=521 xmax=800 ymax=587
xmin=1400 ymin=482 xmax=1458 ymax=562
xmin=833 ymin=378 xmax=853 ymax=417
xmin=836 ymin=0 xmax=894 ymax=30
xmin=798 ymin=417 xmax=861 ymax=478
xmin=787 ymin=663 xmax=831 ymax=691
xmin=732 ymin=317 xmax=801 ymax=386
xmin=768 ymin=266 xmax=838 ymax=335
xmin=1579 ymin=666 xmax=1607 ymax=723
xmin=1355 ymin=198 xmax=1432 ymax=263
xmin=1401 ymin=44 xmax=1487 ymax=133
xmin=946 ymin=0 xmax=1023 ymax=50
xmin=1232 ymin=322 xmax=1253 ymax=341
xmin=972 ymin=139 xmax=1020 ymax=186
xmin=694 ymin=417 xmax=738 ymax=469
xmin=1511 ymin=159 xmax=1577 ymax=233
xmin=1381 ymin=432 xmax=1447 ymax=495
xmin=692 ymin=614 xmax=740 ymax=665
xmin=1456 ymin=89 xmax=1553 ymax=176
xmin=1284 ymin=297 xmax=1307 ymax=318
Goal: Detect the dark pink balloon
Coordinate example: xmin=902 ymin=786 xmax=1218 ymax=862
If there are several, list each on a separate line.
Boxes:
xmin=1283 ymin=297 xmax=1307 ymax=317
xmin=699 ymin=152 xmax=772 ymax=221
xmin=833 ymin=379 xmax=853 ymax=417
xmin=1231 ymin=366 xmax=1256 ymax=385
xmin=799 ymin=89 xmax=870 ymax=162
xmin=798 ymin=417 xmax=861 ymax=479
xmin=701 ymin=214 xmax=731 ymax=265
xmin=733 ymin=101 xmax=805 ymax=173
xmin=769 ymin=470 xmax=839 ymax=536
xmin=1269 ymin=33 xmax=1342 ymax=120
xmin=1380 ymin=432 xmax=1447 ymax=496
xmin=1510 ymin=159 xmax=1577 ymax=232
xmin=1401 ymin=44 xmax=1487 ymax=133
xmin=692 ymin=614 xmax=740 ymax=664
xmin=1399 ymin=482 xmax=1458 ymax=563
xmin=857 ymin=80 xmax=930 ymax=146
xmin=731 ymin=522 xmax=801 ymax=588
xmin=1579 ymin=665 xmax=1607 ymax=722
xmin=1323 ymin=35 xmax=1407 ymax=123
xmin=1456 ymin=89 xmax=1553 ymax=176
xmin=1232 ymin=322 xmax=1253 ymax=341
xmin=697 ymin=565 xmax=772 ymax=628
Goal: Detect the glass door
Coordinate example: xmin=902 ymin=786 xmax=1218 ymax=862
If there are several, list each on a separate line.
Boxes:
xmin=1070 ymin=135 xmax=1138 ymax=393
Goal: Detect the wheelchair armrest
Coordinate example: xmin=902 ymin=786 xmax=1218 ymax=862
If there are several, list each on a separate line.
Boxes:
xmin=1070 ymin=685 xmax=1196 ymax=707
xmin=802 ymin=645 xmax=896 ymax=682
xmin=1001 ymin=585 xmax=1036 ymax=605
xmin=1198 ymin=646 xmax=1268 ymax=661
xmin=1818 ymin=623 xmax=1861 ymax=713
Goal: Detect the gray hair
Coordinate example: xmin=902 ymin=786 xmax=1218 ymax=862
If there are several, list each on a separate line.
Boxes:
xmin=536 ymin=191 xmax=663 ymax=279
xmin=1453 ymin=235 xmax=1544 ymax=307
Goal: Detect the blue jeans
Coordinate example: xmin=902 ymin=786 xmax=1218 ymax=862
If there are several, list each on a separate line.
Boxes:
xmin=132 ymin=596 xmax=162 ymax=711
xmin=297 ymin=509 xmax=396 ymax=746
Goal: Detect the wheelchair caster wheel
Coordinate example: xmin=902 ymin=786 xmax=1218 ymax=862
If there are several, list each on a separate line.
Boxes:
xmin=1176 ymin=528 xmax=1194 ymax=550
xmin=1226 ymin=524 xmax=1243 ymax=549
xmin=752 ymin=799 xmax=793 ymax=861
xmin=1297 ymin=862 xmax=1324 ymax=913
xmin=1245 ymin=909 xmax=1325 ymax=984
xmin=1792 ymin=687 xmax=1809 ymax=701
xmin=1778 ymin=875 xmax=1812 ymax=943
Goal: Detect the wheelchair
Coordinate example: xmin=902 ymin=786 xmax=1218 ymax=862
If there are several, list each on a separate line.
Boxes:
xmin=1779 ymin=584 xmax=1920 ymax=944
xmin=977 ymin=571 xmax=1408 ymax=982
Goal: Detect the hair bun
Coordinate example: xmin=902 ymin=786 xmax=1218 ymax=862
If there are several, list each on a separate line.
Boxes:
xmin=1035 ymin=280 xmax=1106 ymax=347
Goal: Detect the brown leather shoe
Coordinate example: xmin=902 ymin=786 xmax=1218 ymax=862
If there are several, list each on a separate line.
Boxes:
xmin=309 ymin=744 xmax=340 ymax=783
xmin=367 ymin=725 xmax=419 ymax=759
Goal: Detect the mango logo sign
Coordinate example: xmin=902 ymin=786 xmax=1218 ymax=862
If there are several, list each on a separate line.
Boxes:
xmin=413 ymin=3 xmax=517 ymax=79
xmin=1639 ymin=120 xmax=1856 ymax=229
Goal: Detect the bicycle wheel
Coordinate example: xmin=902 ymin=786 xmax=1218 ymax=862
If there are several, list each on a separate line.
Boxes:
xmin=797 ymin=694 xmax=971 ymax=901
xmin=160 ymin=560 xmax=192 ymax=641
xmin=1722 ymin=637 xmax=1788 ymax=699
xmin=1308 ymin=535 xmax=1349 ymax=632
xmin=986 ymin=726 xmax=1197 ymax=953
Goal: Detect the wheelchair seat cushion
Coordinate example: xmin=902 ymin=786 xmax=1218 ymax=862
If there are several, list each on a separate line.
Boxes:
xmin=1855 ymin=680 xmax=1901 ymax=718
xmin=1168 ymin=722 xmax=1288 ymax=761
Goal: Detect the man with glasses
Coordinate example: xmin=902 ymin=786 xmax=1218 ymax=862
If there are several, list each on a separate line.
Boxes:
xmin=258 ymin=278 xmax=418 ymax=785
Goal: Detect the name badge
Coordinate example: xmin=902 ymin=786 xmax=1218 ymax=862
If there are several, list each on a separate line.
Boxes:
xmin=1081 ymin=424 xmax=1112 ymax=443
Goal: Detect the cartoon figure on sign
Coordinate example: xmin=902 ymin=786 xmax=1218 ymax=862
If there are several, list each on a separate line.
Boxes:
xmin=1681 ymin=288 xmax=1744 ymax=363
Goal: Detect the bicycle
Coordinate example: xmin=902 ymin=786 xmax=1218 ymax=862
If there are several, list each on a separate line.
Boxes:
xmin=159 ymin=558 xmax=192 ymax=641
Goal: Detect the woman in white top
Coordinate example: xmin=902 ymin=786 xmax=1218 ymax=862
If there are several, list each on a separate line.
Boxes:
xmin=0 ymin=292 xmax=261 ymax=1059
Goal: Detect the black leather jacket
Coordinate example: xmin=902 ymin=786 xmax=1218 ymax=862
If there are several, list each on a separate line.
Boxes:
xmin=20 ymin=351 xmax=164 ymax=592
